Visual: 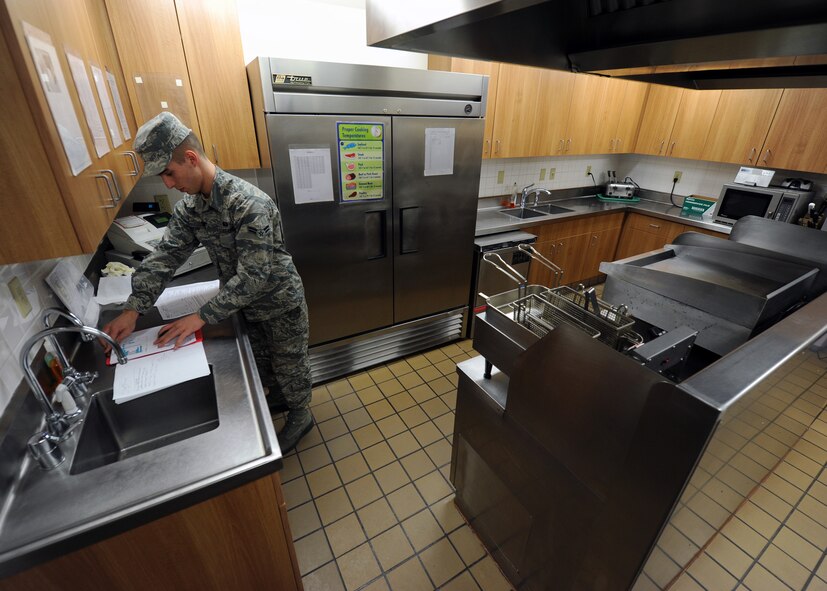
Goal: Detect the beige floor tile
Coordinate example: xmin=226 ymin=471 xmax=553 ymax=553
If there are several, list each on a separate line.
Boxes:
xmin=300 ymin=443 xmax=333 ymax=474
xmin=775 ymin=461 xmax=814 ymax=491
xmin=721 ymin=516 xmax=768 ymax=558
xmin=399 ymin=406 xmax=430 ymax=429
xmin=441 ymin=391 xmax=458 ymax=409
xmin=372 ymin=525 xmax=415 ymax=570
xmin=316 ymin=487 xmax=354 ymax=525
xmin=401 ymin=450 xmax=437 ymax=481
xmin=786 ymin=449 xmax=823 ymax=477
xmin=446 ymin=373 xmax=459 ymax=387
xmin=335 ymin=453 xmax=370 ymax=484
xmin=426 ymin=439 xmax=453 ymax=468
xmin=319 ymin=417 xmax=349 ymax=442
xmin=413 ymin=421 xmax=444 ymax=447
xmin=435 ymin=359 xmax=456 ymax=376
xmin=283 ymin=476 xmax=312 ymax=508
xmin=326 ymin=513 xmax=367 ymax=557
xmin=367 ymin=400 xmax=396 ymax=422
xmin=288 ymin=501 xmax=322 ymax=541
xmin=441 ymin=344 xmax=464 ymax=358
xmin=669 ymin=574 xmax=704 ymax=591
xmin=345 ymin=474 xmax=383 ymax=509
xmin=377 ymin=415 xmax=408 ymax=439
xmin=379 ymin=379 xmax=406 ymax=397
xmin=388 ymin=431 xmax=422 ymax=459
xmin=415 ymin=470 xmax=453 ymax=505
xmin=302 ymin=560 xmax=345 ymax=591
xmin=429 ymin=377 xmax=454 ymax=395
xmin=374 ymin=461 xmax=411 ymax=495
xmin=750 ymin=486 xmax=793 ymax=522
xmin=388 ymin=392 xmax=417 ymax=412
xmin=342 ymin=408 xmax=372 ymax=431
xmin=686 ymin=552 xmax=738 ymax=591
xmin=421 ymin=397 xmax=451 ymax=419
xmin=363 ymin=441 xmax=396 ymax=471
xmin=431 ymin=496 xmax=466 ymax=534
xmin=348 ymin=373 xmax=374 ymax=392
xmin=327 ymin=433 xmax=360 ymax=461
xmin=357 ymin=386 xmax=384 ymax=406
xmin=449 ymin=525 xmax=486 ymax=566
xmin=425 ymin=349 xmax=450 ymax=364
xmin=388 ymin=360 xmax=414 ymax=377
xmin=312 ymin=400 xmax=341 ymax=423
xmin=458 ymin=340 xmax=475 ymax=352
xmin=358 ymin=498 xmax=398 ymax=538
xmin=369 ymin=366 xmax=395 ymax=384
xmin=406 ymin=354 xmax=430 ymax=370
xmin=386 ymin=556 xmax=433 ymax=591
xmin=307 ymin=465 xmax=343 ymax=498
xmin=798 ymin=494 xmax=827 ymax=525
xmin=418 ymin=366 xmax=443 ymax=382
xmin=441 ymin=571 xmax=481 ymax=591
xmin=420 ymin=538 xmax=466 ymax=587
xmin=361 ymin=577 xmax=390 ymax=591
xmin=353 ymin=424 xmax=385 ymax=450
xmin=297 ymin=425 xmax=325 ymax=452
xmin=337 ymin=542 xmax=382 ymax=591
xmin=470 ymin=556 xmax=513 ymax=591
xmin=401 ymin=508 xmax=444 ymax=551
xmin=398 ymin=372 xmax=424 ymax=390
xmin=327 ymin=379 xmax=355 ymax=398
xmin=759 ymin=544 xmax=811 ymax=590
xmin=311 ymin=385 xmax=332 ymax=406
xmin=281 ymin=453 xmax=303 ymax=483
xmin=440 ymin=464 xmax=452 ymax=482
xmin=810 ymin=480 xmax=827 ymax=506
xmin=786 ymin=507 xmax=827 ymax=548
xmin=743 ymin=563 xmax=793 ymax=591
xmin=294 ymin=529 xmax=334 ymax=576
xmin=388 ymin=483 xmax=427 ymax=521
xmin=704 ymin=534 xmax=753 ymax=579
xmin=409 ymin=383 xmax=437 ymax=404
xmin=434 ymin=413 xmax=456 ymax=436
xmin=335 ymin=392 xmax=363 ymax=415
xmin=736 ymin=502 xmax=781 ymax=540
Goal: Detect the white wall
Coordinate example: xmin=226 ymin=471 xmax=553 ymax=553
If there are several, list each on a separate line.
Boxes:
xmin=236 ymin=0 xmax=427 ymax=69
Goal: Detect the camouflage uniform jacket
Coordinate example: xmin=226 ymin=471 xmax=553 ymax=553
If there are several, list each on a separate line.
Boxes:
xmin=125 ymin=167 xmax=305 ymax=324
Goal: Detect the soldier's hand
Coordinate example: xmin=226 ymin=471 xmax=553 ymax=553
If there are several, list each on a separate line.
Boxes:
xmin=154 ymin=313 xmax=205 ymax=349
xmin=101 ymin=310 xmax=139 ymax=353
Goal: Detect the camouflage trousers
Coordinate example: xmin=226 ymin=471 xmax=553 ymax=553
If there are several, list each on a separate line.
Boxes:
xmin=246 ymin=302 xmax=312 ymax=411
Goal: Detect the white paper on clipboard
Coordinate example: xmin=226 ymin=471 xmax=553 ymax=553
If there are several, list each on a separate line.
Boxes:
xmin=424 ymin=128 xmax=455 ymax=176
xmin=91 ymin=63 xmax=123 ymax=148
xmin=65 ymin=51 xmax=110 ymax=158
xmin=106 ymin=68 xmax=131 ymax=140
xmin=44 ymin=259 xmax=100 ymax=327
xmin=289 ymin=147 xmax=334 ymax=204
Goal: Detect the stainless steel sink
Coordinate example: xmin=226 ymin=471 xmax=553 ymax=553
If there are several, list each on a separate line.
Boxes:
xmin=530 ymin=203 xmax=573 ymax=215
xmin=499 ymin=208 xmax=547 ymax=219
xmin=70 ymin=368 xmax=219 ymax=475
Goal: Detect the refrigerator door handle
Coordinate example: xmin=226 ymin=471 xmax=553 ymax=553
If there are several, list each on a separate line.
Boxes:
xmin=365 ymin=210 xmax=387 ymax=260
xmin=399 ymin=206 xmax=420 ymax=254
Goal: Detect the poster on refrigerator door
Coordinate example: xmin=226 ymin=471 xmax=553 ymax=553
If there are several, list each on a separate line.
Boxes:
xmin=337 ymin=123 xmax=384 ymax=202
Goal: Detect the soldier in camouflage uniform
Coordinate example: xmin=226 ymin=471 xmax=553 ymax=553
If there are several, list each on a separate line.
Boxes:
xmin=103 ymin=112 xmax=314 ymax=452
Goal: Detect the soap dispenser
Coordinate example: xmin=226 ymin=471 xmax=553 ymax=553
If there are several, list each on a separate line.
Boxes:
xmin=509 ymin=182 xmax=519 ymax=208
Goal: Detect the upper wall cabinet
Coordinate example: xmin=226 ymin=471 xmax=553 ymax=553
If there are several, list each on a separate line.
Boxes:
xmin=636 ymin=86 xmax=720 ymax=160
xmin=634 ymin=85 xmax=682 ymax=157
xmin=530 ymin=67 xmax=577 ymax=157
xmin=0 ymin=0 xmax=137 ymax=264
xmin=105 ymin=0 xmax=259 ymax=170
xmin=450 ymin=58 xmax=500 ymax=159
xmin=491 ymin=63 xmax=547 ymax=158
xmin=758 ymin=89 xmax=827 ymax=174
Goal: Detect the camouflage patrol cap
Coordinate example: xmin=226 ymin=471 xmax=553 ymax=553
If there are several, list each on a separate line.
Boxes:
xmin=133 ymin=112 xmax=191 ymax=176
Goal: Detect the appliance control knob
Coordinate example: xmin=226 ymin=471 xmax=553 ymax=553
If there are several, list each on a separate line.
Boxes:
xmin=464 ymin=104 xmax=472 ymax=114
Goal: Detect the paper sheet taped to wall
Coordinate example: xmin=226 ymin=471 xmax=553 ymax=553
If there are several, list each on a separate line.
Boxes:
xmin=289 ymin=147 xmax=334 ymax=204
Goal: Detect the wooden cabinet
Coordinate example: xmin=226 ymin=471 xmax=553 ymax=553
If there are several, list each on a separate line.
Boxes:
xmin=105 ymin=0 xmax=259 ymax=169
xmin=1 ymin=0 xmax=137 ymax=264
xmin=636 ymin=86 xmax=720 ymax=159
xmin=635 ymin=85 xmax=682 ymax=156
xmin=614 ymin=213 xmax=726 ymax=260
xmin=700 ymin=89 xmax=783 ymax=165
xmin=451 ymin=58 xmax=500 ymax=159
xmin=612 ymin=80 xmax=648 ymax=154
xmin=0 ymin=472 xmax=302 ymax=590
xmin=530 ymin=67 xmax=577 ymax=157
xmin=488 ymin=63 xmax=545 ymax=158
xmin=569 ymin=77 xmax=647 ymax=156
xmin=580 ymin=226 xmax=622 ymax=279
xmin=758 ymin=88 xmax=827 ymax=173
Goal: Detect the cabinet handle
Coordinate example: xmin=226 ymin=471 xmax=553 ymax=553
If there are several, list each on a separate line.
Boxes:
xmin=669 ymin=141 xmax=676 ymax=155
xmin=484 ymin=139 xmax=490 ymax=156
xmin=494 ymin=139 xmax=500 ymax=155
xmin=648 ymin=223 xmax=660 ymax=229
xmin=616 ymin=138 xmax=621 ymax=150
xmin=558 ymin=139 xmax=564 ymax=153
xmin=591 ymin=235 xmax=598 ymax=246
xmin=658 ymin=140 xmax=665 ymax=155
xmin=566 ymin=138 xmax=572 ymax=152
xmin=747 ymin=147 xmax=756 ymax=163
xmin=100 ymin=169 xmax=121 ymax=202
xmin=95 ymin=173 xmax=117 ymax=208
xmin=762 ymin=148 xmax=771 ymax=164
xmin=212 ymin=144 xmax=219 ymax=164
xmin=123 ymin=151 xmax=140 ymax=176
xmin=609 ymin=138 xmax=615 ymax=151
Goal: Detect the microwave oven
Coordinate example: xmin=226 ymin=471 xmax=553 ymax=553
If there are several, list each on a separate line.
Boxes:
xmin=712 ymin=183 xmax=813 ymax=225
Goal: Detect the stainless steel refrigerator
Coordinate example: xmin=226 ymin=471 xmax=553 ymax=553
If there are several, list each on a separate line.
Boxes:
xmin=248 ymin=58 xmax=486 ymax=382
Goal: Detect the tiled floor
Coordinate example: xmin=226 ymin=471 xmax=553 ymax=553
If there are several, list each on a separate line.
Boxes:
xmin=277 ymin=338 xmax=827 ymax=591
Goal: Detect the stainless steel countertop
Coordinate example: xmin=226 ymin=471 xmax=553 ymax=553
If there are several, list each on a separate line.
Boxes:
xmin=0 ymin=292 xmax=281 ymax=576
xmin=475 ymin=195 xmax=733 ymax=237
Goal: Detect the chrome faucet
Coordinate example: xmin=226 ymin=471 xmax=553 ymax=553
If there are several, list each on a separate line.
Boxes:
xmin=522 ymin=186 xmax=552 ymax=207
xmin=42 ymin=308 xmax=96 ymax=398
xmin=20 ymin=324 xmax=127 ymax=470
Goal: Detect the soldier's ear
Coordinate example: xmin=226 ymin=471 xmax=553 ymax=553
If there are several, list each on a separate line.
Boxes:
xmin=183 ymin=149 xmax=199 ymax=167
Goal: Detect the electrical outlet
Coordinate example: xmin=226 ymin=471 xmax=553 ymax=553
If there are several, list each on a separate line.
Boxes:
xmin=586 ymin=165 xmax=592 ymax=176
xmin=539 ymin=168 xmax=546 ymax=181
xmin=497 ymin=170 xmax=505 ymax=184
xmin=673 ymin=171 xmax=683 ymax=183
xmin=549 ymin=168 xmax=556 ymax=180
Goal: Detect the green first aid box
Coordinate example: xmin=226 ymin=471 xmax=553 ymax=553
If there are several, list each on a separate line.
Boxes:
xmin=681 ymin=196 xmax=716 ymax=218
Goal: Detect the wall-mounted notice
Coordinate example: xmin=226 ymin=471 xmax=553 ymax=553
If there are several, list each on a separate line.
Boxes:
xmin=65 ymin=51 xmax=110 ymax=158
xmin=106 ymin=68 xmax=131 ymax=140
xmin=337 ymin=123 xmax=384 ymax=202
xmin=424 ymin=127 xmax=455 ymax=176
xmin=289 ymin=147 xmax=334 ymax=204
xmin=91 ymin=63 xmax=123 ymax=148
xmin=23 ymin=22 xmax=91 ymax=175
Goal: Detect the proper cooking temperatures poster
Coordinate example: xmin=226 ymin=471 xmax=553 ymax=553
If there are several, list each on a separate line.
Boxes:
xmin=337 ymin=122 xmax=384 ymax=202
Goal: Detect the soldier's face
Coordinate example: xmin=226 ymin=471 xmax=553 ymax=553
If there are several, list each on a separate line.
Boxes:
xmin=160 ymin=156 xmax=200 ymax=194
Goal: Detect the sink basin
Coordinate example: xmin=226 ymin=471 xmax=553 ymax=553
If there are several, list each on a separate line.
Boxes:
xmin=499 ymin=208 xmax=547 ymax=219
xmin=70 ymin=368 xmax=219 ymax=475
xmin=530 ymin=203 xmax=573 ymax=215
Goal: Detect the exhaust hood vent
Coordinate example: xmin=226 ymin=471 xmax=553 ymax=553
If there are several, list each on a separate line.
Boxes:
xmin=367 ymin=0 xmax=827 ymax=89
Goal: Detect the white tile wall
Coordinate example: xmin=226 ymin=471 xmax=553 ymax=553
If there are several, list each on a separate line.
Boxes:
xmin=479 ymin=154 xmax=622 ymax=198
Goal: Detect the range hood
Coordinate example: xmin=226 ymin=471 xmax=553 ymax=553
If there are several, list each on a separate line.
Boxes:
xmin=366 ymin=0 xmax=827 ymax=89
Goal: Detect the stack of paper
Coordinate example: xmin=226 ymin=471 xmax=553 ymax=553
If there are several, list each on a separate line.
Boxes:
xmin=111 ymin=325 xmax=209 ymax=404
